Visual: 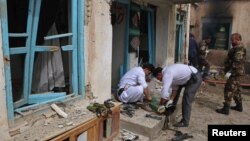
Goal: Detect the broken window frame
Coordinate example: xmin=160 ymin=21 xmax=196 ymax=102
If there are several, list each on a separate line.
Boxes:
xmin=202 ymin=17 xmax=232 ymax=50
xmin=1 ymin=0 xmax=85 ymax=120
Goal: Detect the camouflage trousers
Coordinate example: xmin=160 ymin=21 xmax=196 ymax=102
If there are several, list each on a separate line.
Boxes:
xmin=224 ymin=76 xmax=242 ymax=105
xmin=198 ymin=57 xmax=210 ymax=74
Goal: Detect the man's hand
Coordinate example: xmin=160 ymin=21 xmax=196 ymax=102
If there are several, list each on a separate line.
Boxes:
xmin=166 ymin=99 xmax=173 ymax=108
xmin=157 ymin=105 xmax=166 ymax=114
xmin=146 ymin=95 xmax=152 ymax=102
xmin=225 ymin=72 xmax=231 ymax=79
xmin=159 ymin=98 xmax=167 ymax=105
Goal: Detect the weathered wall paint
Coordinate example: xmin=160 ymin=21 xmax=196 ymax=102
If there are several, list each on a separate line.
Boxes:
xmin=0 ymin=19 xmax=11 ymax=140
xmin=85 ymin=0 xmax=112 ymax=102
xmin=191 ymin=2 xmax=250 ymax=72
xmin=231 ymin=2 xmax=250 ymax=66
xmin=155 ymin=4 xmax=176 ymax=67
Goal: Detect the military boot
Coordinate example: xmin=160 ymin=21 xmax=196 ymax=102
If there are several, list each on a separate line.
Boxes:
xmin=231 ymin=102 xmax=243 ymax=112
xmin=216 ymin=102 xmax=230 ymax=115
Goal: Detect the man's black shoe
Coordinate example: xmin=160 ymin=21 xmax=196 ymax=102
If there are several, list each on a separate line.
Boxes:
xmin=173 ymin=121 xmax=188 ymax=127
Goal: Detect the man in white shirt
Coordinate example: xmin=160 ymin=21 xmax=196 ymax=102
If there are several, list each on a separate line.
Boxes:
xmin=153 ymin=64 xmax=202 ymax=127
xmin=117 ymin=63 xmax=155 ymax=104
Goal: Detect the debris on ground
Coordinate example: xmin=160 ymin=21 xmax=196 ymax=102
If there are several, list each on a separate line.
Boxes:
xmin=51 ymin=103 xmax=68 ymax=118
xmin=121 ymin=129 xmax=139 ymax=141
xmin=120 ymin=104 xmax=138 ymax=118
xmin=145 ymin=114 xmax=162 ymax=120
xmin=87 ymin=99 xmax=115 ymax=117
xmin=171 ymin=132 xmax=193 ymax=141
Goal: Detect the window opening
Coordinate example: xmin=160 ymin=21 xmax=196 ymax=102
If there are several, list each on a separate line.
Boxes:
xmin=202 ymin=18 xmax=231 ymax=50
xmin=5 ymin=0 xmax=82 ymax=119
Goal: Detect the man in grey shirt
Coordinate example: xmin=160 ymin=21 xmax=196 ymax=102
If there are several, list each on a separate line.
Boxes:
xmin=153 ymin=63 xmax=202 ymax=127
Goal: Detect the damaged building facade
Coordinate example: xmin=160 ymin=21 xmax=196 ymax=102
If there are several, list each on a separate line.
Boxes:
xmin=1 ymin=0 xmax=249 ymax=140
xmin=189 ymin=0 xmax=250 ymax=72
xmin=0 ymin=0 xmax=187 ymax=140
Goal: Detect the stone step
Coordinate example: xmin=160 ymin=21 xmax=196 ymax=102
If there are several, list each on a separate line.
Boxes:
xmin=119 ymin=108 xmax=165 ymax=140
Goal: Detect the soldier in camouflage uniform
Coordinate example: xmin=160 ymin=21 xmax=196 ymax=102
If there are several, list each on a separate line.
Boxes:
xmin=216 ymin=33 xmax=246 ymax=115
xmin=198 ymin=36 xmax=211 ymax=80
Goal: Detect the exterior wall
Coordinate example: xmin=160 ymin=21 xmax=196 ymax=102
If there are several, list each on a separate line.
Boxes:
xmin=85 ymin=0 xmax=112 ymax=102
xmin=191 ymin=2 xmax=250 ymax=72
xmin=111 ymin=10 xmax=126 ymax=89
xmin=231 ymin=2 xmax=250 ymax=73
xmin=155 ymin=4 xmax=176 ymax=67
xmin=0 ymin=20 xmax=11 ymax=140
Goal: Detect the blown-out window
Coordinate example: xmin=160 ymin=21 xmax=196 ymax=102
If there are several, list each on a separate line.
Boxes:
xmin=202 ymin=18 xmax=232 ymax=50
xmin=2 ymin=0 xmax=84 ymax=120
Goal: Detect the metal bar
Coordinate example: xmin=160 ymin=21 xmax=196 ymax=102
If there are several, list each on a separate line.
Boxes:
xmin=61 ymin=45 xmax=73 ymax=51
xmin=204 ymin=79 xmax=250 ymax=87
xmin=72 ymin=0 xmax=79 ymax=96
xmin=34 ymin=45 xmax=60 ymax=52
xmin=15 ymin=94 xmax=74 ymax=113
xmin=19 ymin=0 xmax=36 ymax=108
xmin=78 ymin=0 xmax=85 ymax=96
xmin=28 ymin=93 xmax=66 ymax=104
xmin=35 ymin=46 xmax=73 ymax=52
xmin=10 ymin=47 xmax=28 ymax=54
xmin=28 ymin=0 xmax=42 ymax=100
xmin=9 ymin=33 xmax=28 ymax=37
xmin=1 ymin=0 xmax=14 ymax=120
xmin=44 ymin=33 xmax=73 ymax=40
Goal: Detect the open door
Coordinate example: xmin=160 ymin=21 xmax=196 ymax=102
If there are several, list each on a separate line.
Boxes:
xmin=111 ymin=1 xmax=155 ymax=91
xmin=128 ymin=3 xmax=156 ymax=66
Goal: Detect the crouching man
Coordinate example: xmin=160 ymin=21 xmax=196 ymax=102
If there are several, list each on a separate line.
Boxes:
xmin=116 ymin=63 xmax=155 ymax=111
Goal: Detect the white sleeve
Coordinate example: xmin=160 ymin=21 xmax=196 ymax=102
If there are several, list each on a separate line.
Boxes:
xmin=137 ymin=71 xmax=148 ymax=88
xmin=161 ymin=71 xmax=173 ymax=100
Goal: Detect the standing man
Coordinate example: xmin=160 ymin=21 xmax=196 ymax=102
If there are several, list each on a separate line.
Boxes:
xmin=153 ymin=64 xmax=202 ymax=127
xmin=216 ymin=33 xmax=246 ymax=115
xmin=198 ymin=36 xmax=211 ymax=80
xmin=188 ymin=33 xmax=199 ymax=68
xmin=117 ymin=63 xmax=155 ymax=104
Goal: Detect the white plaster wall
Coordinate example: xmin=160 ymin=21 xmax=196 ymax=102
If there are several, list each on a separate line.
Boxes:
xmin=0 ymin=21 xmax=11 ymax=140
xmin=155 ymin=4 xmax=176 ymax=68
xmin=85 ymin=0 xmax=112 ymax=102
xmin=230 ymin=2 xmax=250 ymax=64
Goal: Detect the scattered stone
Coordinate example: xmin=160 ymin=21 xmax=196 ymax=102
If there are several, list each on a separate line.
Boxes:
xmin=58 ymin=125 xmax=64 ymax=128
xmin=51 ymin=103 xmax=68 ymax=118
xmin=43 ymin=111 xmax=56 ymax=118
xmin=66 ymin=122 xmax=73 ymax=126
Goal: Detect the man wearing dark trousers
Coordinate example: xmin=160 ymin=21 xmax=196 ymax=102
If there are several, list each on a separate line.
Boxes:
xmin=216 ymin=33 xmax=246 ymax=115
xmin=153 ymin=64 xmax=202 ymax=127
